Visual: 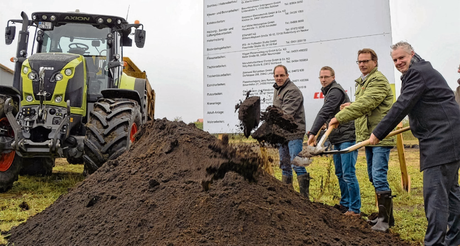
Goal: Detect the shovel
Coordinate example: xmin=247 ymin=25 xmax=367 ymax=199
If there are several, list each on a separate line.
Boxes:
xmin=320 ymin=126 xmax=410 ymax=155
xmin=291 ymin=125 xmax=335 ymax=166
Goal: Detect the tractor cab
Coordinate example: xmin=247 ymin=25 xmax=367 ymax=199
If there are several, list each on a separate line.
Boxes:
xmin=5 ymin=10 xmax=146 ymax=103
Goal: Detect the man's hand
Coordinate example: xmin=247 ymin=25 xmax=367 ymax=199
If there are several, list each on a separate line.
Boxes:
xmin=307 ymin=134 xmax=316 ymax=146
xmin=340 ymin=102 xmax=351 ymax=110
xmin=369 ymin=133 xmax=380 ymax=145
xmin=329 ymin=118 xmax=340 ymax=129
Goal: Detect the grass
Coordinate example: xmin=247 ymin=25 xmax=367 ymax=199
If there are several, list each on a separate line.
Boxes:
xmin=0 ymin=159 xmax=85 ymax=245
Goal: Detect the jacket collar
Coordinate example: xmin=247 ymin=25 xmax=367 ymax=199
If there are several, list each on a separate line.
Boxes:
xmin=355 ymin=67 xmax=378 ymax=85
xmin=401 ymin=53 xmax=424 ymax=80
xmin=273 ymin=78 xmax=291 ymax=90
xmin=321 ymin=80 xmax=337 ymax=95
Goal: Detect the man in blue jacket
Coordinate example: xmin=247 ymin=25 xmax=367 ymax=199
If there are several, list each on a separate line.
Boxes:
xmin=370 ymin=41 xmax=460 ymax=246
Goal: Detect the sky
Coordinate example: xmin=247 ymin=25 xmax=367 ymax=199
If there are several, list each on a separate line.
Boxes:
xmin=0 ymin=0 xmax=458 ymax=123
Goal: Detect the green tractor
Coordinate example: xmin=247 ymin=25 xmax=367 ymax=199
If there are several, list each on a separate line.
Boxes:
xmin=0 ymin=10 xmax=155 ymax=191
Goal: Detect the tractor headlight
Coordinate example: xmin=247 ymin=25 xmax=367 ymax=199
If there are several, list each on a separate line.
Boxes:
xmin=55 ymin=95 xmax=63 ymax=103
xmin=50 ymin=15 xmax=56 ymax=21
xmin=55 ymin=73 xmax=63 ymax=81
xmin=26 ymin=95 xmax=33 ymax=102
xmin=23 ymin=66 xmax=29 ymax=74
xmin=97 ymin=18 xmax=104 ymax=24
xmin=64 ymin=68 xmax=72 ymax=76
xmin=28 ymin=71 xmax=37 ymax=80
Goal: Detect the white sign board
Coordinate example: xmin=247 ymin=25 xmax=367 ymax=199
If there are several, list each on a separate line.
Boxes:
xmin=204 ymin=0 xmax=394 ymax=134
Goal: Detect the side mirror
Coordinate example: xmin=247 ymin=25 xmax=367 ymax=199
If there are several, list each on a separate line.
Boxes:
xmin=5 ymin=26 xmax=16 ymax=45
xmin=135 ymin=29 xmax=146 ymax=48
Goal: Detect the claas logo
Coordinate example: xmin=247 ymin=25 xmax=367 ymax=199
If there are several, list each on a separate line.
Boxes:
xmin=314 ymin=90 xmax=348 ymax=99
xmin=314 ymin=92 xmax=324 ymax=99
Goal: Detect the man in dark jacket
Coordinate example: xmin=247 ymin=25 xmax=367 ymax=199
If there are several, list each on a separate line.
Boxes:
xmin=370 ymin=41 xmax=460 ymax=246
xmin=308 ymin=66 xmax=360 ymax=216
xmin=273 ymin=64 xmax=310 ymax=199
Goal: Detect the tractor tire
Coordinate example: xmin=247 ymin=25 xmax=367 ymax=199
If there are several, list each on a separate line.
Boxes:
xmin=0 ymin=152 xmax=21 ymax=192
xmin=83 ymin=98 xmax=141 ymax=174
xmin=0 ymin=115 xmax=20 ymax=192
xmin=19 ymin=157 xmax=55 ymax=176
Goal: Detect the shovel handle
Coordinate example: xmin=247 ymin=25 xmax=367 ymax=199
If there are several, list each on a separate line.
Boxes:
xmin=351 ymin=126 xmax=410 ymax=150
xmin=316 ymin=125 xmax=335 ymax=148
xmin=386 ymin=126 xmax=410 ymax=138
xmin=320 ymin=126 xmax=411 ymax=155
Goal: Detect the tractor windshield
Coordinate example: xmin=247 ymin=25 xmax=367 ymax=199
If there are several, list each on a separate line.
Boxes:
xmin=38 ymin=23 xmax=113 ymax=96
xmin=39 ymin=23 xmax=110 ymax=56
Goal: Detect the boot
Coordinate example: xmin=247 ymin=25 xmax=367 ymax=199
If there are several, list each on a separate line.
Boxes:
xmin=282 ymin=175 xmax=293 ymax=188
xmin=371 ymin=191 xmax=394 ymax=232
xmin=297 ymin=173 xmax=310 ymax=199
xmin=368 ymin=191 xmax=379 ymax=225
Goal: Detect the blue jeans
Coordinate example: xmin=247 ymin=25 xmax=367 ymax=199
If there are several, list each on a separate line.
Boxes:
xmin=423 ymin=160 xmax=460 ymax=246
xmin=279 ymin=138 xmax=307 ymax=177
xmin=333 ymin=141 xmax=360 ymax=213
xmin=365 ymin=146 xmax=392 ymax=192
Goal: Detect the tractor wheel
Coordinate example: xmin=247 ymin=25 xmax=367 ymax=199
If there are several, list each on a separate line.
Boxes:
xmin=0 ymin=116 xmax=21 ymax=192
xmin=0 ymin=152 xmax=21 ymax=192
xmin=83 ymin=98 xmax=141 ymax=174
xmin=19 ymin=157 xmax=55 ymax=176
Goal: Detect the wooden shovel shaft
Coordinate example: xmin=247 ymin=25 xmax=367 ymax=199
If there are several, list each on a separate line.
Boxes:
xmin=316 ymin=125 xmax=335 ymax=148
xmin=322 ymin=126 xmax=411 ymax=154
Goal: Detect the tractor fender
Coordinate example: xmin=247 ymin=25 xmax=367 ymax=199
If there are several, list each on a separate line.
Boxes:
xmin=101 ymin=89 xmax=141 ymax=104
xmin=103 ymin=76 xmax=148 ymax=123
xmin=0 ymin=86 xmax=22 ymax=104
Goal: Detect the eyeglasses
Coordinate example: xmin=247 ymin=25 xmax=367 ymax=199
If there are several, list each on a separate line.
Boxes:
xmin=356 ymin=60 xmax=371 ymax=64
xmin=318 ymin=76 xmax=332 ymax=79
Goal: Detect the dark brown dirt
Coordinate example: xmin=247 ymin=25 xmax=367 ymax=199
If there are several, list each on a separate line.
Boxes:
xmin=236 ymin=96 xmax=260 ymax=138
xmin=5 ymin=119 xmax=411 ymax=245
xmin=251 ymin=105 xmax=301 ymax=145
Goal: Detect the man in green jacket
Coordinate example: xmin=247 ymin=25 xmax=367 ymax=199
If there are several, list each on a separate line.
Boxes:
xmin=329 ymin=48 xmax=395 ymax=232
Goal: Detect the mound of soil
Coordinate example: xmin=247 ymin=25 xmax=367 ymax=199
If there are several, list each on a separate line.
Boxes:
xmin=5 ymin=119 xmax=410 ymax=245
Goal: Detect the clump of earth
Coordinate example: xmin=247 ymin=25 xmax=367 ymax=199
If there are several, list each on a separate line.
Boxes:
xmin=236 ymin=96 xmax=260 ymax=138
xmin=251 ymin=105 xmax=302 ymax=145
xmin=4 ymin=119 xmax=410 ymax=245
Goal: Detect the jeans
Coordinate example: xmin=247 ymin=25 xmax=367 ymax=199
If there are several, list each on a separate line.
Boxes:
xmin=365 ymin=146 xmax=392 ymax=192
xmin=279 ymin=138 xmax=307 ymax=177
xmin=333 ymin=141 xmax=360 ymax=213
xmin=423 ymin=160 xmax=460 ymax=246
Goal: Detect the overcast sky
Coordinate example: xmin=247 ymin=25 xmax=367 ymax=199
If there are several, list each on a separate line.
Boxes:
xmin=0 ymin=0 xmax=458 ymax=123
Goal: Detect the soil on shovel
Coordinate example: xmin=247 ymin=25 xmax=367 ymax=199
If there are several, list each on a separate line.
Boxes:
xmin=5 ymin=119 xmax=411 ymax=246
xmin=252 ymin=105 xmax=302 ymax=145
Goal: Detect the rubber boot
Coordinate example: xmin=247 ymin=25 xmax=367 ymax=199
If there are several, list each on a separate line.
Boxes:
xmin=368 ymin=191 xmax=379 ymax=225
xmin=297 ymin=173 xmax=310 ymax=199
xmin=371 ymin=191 xmax=393 ymax=232
xmin=389 ymin=193 xmax=395 ymax=227
xmin=282 ymin=175 xmax=293 ymax=188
